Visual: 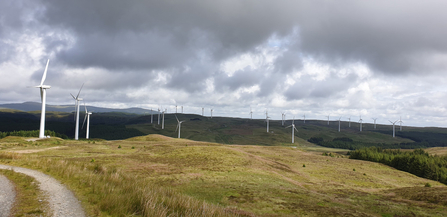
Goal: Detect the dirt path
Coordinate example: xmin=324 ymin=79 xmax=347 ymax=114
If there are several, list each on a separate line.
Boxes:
xmin=10 ymin=146 xmax=65 ymax=154
xmin=0 ymin=175 xmax=15 ymax=217
xmin=0 ymin=164 xmax=85 ymax=217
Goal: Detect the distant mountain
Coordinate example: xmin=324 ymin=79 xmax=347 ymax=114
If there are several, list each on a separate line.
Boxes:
xmin=0 ymin=102 xmax=159 ymax=114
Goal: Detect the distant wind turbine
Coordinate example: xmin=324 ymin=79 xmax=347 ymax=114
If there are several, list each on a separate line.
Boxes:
xmin=175 ymin=105 xmax=178 ymax=113
xmin=181 ymin=106 xmax=183 ymax=113
xmin=33 ymin=59 xmax=51 ymax=138
xmin=158 ymin=108 xmax=161 ymax=125
xmin=359 ymin=116 xmax=363 ymax=132
xmin=327 ymin=114 xmax=330 ymax=125
xmin=338 ymin=116 xmax=342 ymax=132
xmin=303 ymin=114 xmax=306 ymax=123
xmin=348 ymin=117 xmax=351 ymax=127
xmin=202 ymin=107 xmax=204 ymax=116
xmin=249 ymin=107 xmax=253 ymax=120
xmin=281 ymin=112 xmax=286 ymax=126
xmin=285 ymin=117 xmax=299 ymax=143
xmin=82 ymin=103 xmax=92 ymax=139
xmin=266 ymin=115 xmax=270 ymax=133
xmin=210 ymin=108 xmax=213 ymax=118
xmin=150 ymin=108 xmax=153 ymax=124
xmin=372 ymin=118 xmax=378 ymax=129
xmin=389 ymin=120 xmax=399 ymax=138
xmin=70 ymin=83 xmax=84 ymax=140
xmin=175 ymin=115 xmax=186 ymax=138
xmin=162 ymin=109 xmax=165 ymax=129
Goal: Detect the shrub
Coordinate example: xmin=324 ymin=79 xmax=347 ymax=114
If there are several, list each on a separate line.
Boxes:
xmin=425 ymin=183 xmax=432 ymax=187
xmin=118 ymin=145 xmax=122 ymax=149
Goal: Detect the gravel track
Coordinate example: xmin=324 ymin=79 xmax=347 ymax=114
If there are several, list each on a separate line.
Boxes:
xmin=0 ymin=164 xmax=85 ymax=217
xmin=0 ymin=175 xmax=15 ymax=217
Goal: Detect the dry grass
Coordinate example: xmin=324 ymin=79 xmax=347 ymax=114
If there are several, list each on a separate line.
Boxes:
xmin=1 ymin=135 xmax=447 ymax=216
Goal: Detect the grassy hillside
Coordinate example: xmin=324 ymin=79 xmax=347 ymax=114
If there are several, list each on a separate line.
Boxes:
xmin=128 ymin=113 xmax=413 ymax=146
xmin=1 ymin=136 xmax=446 ymax=216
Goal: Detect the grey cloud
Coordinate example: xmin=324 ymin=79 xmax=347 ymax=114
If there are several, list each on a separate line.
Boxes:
xmin=215 ymin=67 xmax=263 ymax=91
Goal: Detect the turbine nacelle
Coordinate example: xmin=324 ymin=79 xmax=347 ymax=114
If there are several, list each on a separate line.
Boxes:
xmin=35 ymin=85 xmax=51 ymax=89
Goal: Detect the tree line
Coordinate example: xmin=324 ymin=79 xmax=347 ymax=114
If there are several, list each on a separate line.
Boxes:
xmin=0 ymin=130 xmax=68 ymax=139
xmin=308 ymin=137 xmax=436 ymax=150
xmin=349 ymin=147 xmax=447 ymax=185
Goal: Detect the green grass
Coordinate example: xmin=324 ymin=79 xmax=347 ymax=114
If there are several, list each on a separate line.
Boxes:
xmin=1 ymin=135 xmax=446 ymax=216
xmin=0 ymin=169 xmax=49 ymax=216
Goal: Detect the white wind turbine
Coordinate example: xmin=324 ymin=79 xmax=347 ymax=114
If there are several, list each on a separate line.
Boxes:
xmin=281 ymin=112 xmax=286 ymax=126
xmin=175 ymin=115 xmax=186 ymax=138
xmin=158 ymin=108 xmax=161 ymax=125
xmin=249 ymin=107 xmax=253 ymax=120
xmin=266 ymin=114 xmax=271 ymax=133
xmin=202 ymin=107 xmax=204 ymax=116
xmin=372 ymin=118 xmax=378 ymax=129
xmin=326 ymin=114 xmax=330 ymax=125
xmin=181 ymin=106 xmax=183 ymax=113
xmin=82 ymin=103 xmax=92 ymax=139
xmin=389 ymin=120 xmax=399 ymax=138
xmin=348 ymin=117 xmax=351 ymax=128
xmin=210 ymin=108 xmax=213 ymax=118
xmin=33 ymin=59 xmax=51 ymax=138
xmin=150 ymin=108 xmax=153 ymax=124
xmin=338 ymin=116 xmax=342 ymax=132
xmin=359 ymin=115 xmax=363 ymax=132
xmin=285 ymin=117 xmax=299 ymax=143
xmin=70 ymin=84 xmax=84 ymax=140
xmin=303 ymin=114 xmax=306 ymax=124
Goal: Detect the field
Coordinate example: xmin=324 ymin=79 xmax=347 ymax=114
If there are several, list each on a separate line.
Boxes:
xmin=1 ymin=135 xmax=446 ymax=216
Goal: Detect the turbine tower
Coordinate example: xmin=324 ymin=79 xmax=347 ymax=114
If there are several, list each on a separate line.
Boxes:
xmin=266 ymin=115 xmax=270 ymax=133
xmin=82 ymin=103 xmax=92 ymax=139
xmin=158 ymin=108 xmax=161 ymax=125
xmin=175 ymin=115 xmax=186 ymax=138
xmin=281 ymin=112 xmax=286 ymax=126
xmin=210 ymin=108 xmax=213 ymax=118
xmin=326 ymin=114 xmax=330 ymax=125
xmin=359 ymin=116 xmax=363 ymax=132
xmin=175 ymin=105 xmax=178 ymax=113
xmin=338 ymin=116 xmax=342 ymax=132
xmin=348 ymin=117 xmax=351 ymax=128
xmin=249 ymin=108 xmax=253 ymax=120
xmin=303 ymin=114 xmax=306 ymax=123
xmin=202 ymin=107 xmax=204 ymax=116
xmin=372 ymin=118 xmax=378 ymax=129
xmin=70 ymin=84 xmax=84 ymax=140
xmin=389 ymin=120 xmax=399 ymax=138
xmin=150 ymin=108 xmax=153 ymax=124
xmin=285 ymin=117 xmax=299 ymax=143
xmin=34 ymin=59 xmax=51 ymax=138
xmin=181 ymin=106 xmax=183 ymax=113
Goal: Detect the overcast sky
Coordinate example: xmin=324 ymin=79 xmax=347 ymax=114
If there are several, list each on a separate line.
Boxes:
xmin=1 ymin=0 xmax=447 ymax=127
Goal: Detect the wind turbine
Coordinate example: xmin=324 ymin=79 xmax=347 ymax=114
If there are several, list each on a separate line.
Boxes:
xmin=210 ymin=108 xmax=213 ymax=118
xmin=338 ymin=116 xmax=342 ymax=132
xmin=202 ymin=107 xmax=204 ymax=116
xmin=157 ymin=108 xmax=161 ymax=125
xmin=372 ymin=118 xmax=378 ymax=129
xmin=70 ymin=84 xmax=84 ymax=140
xmin=150 ymin=108 xmax=153 ymax=124
xmin=399 ymin=116 xmax=403 ymax=131
xmin=326 ymin=114 xmax=330 ymax=125
xmin=281 ymin=112 xmax=286 ymax=126
xmin=359 ymin=116 xmax=363 ymax=132
xmin=181 ymin=106 xmax=183 ymax=113
xmin=285 ymin=117 xmax=299 ymax=143
xmin=175 ymin=105 xmax=178 ymax=113
xmin=348 ymin=117 xmax=351 ymax=127
xmin=389 ymin=120 xmax=399 ymax=138
xmin=175 ymin=115 xmax=186 ymax=138
xmin=33 ymin=59 xmax=51 ymax=138
xmin=82 ymin=103 xmax=92 ymax=139
xmin=249 ymin=107 xmax=253 ymax=120
xmin=303 ymin=114 xmax=306 ymax=124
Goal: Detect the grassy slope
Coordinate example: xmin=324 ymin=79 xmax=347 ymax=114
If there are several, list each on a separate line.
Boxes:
xmin=1 ymin=135 xmax=446 ymax=216
xmin=128 ymin=114 xmax=413 ymax=146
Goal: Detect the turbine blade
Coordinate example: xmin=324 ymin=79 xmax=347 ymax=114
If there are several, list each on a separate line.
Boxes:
xmin=82 ymin=112 xmax=87 ymax=129
xmin=285 ymin=125 xmax=292 ymax=128
xmin=70 ymin=93 xmax=76 ymax=100
xmin=294 ymin=127 xmax=299 ymax=132
xmin=175 ymin=124 xmax=179 ymax=132
xmin=40 ymin=59 xmax=50 ymax=86
xmin=175 ymin=114 xmax=179 ymax=123
xmin=76 ymin=83 xmax=84 ymax=99
xmin=84 ymin=102 xmax=87 ymax=113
